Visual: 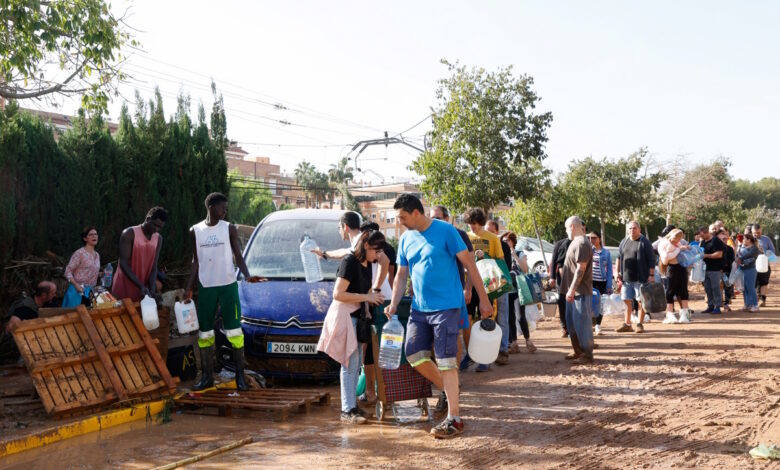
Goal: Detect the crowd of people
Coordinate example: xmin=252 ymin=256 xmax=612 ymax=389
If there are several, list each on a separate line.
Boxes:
xmin=319 ymin=195 xmax=777 ymax=439
xmin=2 ymin=190 xmax=776 ymax=441
xmin=1 ymin=195 xmax=260 ymax=392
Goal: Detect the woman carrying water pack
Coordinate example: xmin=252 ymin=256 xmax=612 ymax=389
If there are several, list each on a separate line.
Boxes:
xmin=658 ymin=229 xmax=693 ymax=324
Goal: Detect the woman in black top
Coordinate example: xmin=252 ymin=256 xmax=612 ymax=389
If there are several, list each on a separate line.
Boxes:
xmin=333 ymin=230 xmax=385 ymax=424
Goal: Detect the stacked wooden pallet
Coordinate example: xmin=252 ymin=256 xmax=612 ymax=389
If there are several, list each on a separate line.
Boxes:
xmin=176 ymin=389 xmax=330 ymax=420
xmin=12 ymin=299 xmax=178 ymax=417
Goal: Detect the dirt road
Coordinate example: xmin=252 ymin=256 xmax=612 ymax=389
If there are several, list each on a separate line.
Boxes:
xmin=4 ymin=282 xmax=780 ymax=469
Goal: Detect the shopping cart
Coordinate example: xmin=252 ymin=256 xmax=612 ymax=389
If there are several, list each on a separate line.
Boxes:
xmin=371 ymin=297 xmax=433 ymax=423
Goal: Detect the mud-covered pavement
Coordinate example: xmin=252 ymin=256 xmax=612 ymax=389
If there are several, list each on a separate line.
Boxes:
xmin=3 ymin=282 xmax=780 ymax=469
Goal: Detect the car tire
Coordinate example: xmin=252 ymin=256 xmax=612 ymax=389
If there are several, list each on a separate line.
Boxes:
xmin=533 ymin=262 xmax=546 ymax=274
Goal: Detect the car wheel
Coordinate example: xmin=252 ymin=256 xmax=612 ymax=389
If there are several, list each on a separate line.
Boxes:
xmin=533 ymin=262 xmax=546 ymax=274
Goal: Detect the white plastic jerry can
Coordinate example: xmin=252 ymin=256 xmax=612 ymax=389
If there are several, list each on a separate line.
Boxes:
xmin=174 ymin=300 xmax=199 ymax=334
xmin=140 ymin=295 xmax=160 ymax=330
xmin=756 ymin=254 xmax=769 ymax=273
xmin=467 ymin=318 xmax=502 ymax=364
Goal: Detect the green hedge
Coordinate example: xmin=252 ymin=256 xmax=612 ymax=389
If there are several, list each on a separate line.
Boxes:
xmin=0 ymin=94 xmax=228 ymax=272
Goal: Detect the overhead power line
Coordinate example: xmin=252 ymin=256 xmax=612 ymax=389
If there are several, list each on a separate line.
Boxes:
xmin=129 ymin=53 xmax=389 ymax=134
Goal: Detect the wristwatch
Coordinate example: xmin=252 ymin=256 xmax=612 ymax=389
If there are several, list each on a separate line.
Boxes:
xmin=322 ymin=252 xmax=329 ymax=260
xmin=372 ymin=288 xmax=381 ymax=293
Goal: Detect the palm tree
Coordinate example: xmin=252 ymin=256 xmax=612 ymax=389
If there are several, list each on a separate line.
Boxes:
xmin=328 ymin=157 xmax=354 ymax=209
xmin=294 ymin=161 xmax=316 ymax=208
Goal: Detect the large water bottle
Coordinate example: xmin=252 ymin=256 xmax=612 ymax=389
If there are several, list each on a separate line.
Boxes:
xmin=378 ymin=315 xmax=404 ymax=369
xmin=299 ymin=235 xmax=323 ymax=283
xmin=102 ymin=263 xmax=113 ymax=289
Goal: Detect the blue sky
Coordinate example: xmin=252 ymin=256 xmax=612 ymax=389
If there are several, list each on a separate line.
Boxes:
xmin=43 ymin=1 xmax=780 ymax=182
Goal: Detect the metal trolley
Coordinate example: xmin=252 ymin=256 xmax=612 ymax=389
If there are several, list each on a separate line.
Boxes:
xmin=370 ymin=297 xmax=433 ymax=423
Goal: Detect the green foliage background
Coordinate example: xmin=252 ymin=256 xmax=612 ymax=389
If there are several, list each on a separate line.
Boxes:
xmin=0 ymin=91 xmax=228 ymax=270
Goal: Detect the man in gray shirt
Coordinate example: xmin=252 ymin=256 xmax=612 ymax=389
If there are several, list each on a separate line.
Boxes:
xmin=616 ymin=221 xmax=655 ymax=333
xmin=560 ymin=216 xmax=594 ymax=364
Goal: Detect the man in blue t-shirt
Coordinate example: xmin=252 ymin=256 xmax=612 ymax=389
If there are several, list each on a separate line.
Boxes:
xmin=385 ymin=194 xmax=492 ymax=439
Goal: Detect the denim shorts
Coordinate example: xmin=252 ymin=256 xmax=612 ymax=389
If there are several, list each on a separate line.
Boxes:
xmin=405 ymin=307 xmax=460 ymax=370
xmin=621 ymin=281 xmax=646 ymax=301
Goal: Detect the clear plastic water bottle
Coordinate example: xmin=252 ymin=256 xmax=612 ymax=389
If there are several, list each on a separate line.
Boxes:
xmin=378 ymin=315 xmax=404 ymax=370
xmin=102 ymin=263 xmax=113 ymax=289
xmin=299 ymin=235 xmax=323 ymax=283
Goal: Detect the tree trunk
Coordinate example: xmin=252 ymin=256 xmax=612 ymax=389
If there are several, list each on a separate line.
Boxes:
xmin=532 ymin=214 xmax=548 ymax=270
xmin=600 ymin=217 xmax=606 ymax=246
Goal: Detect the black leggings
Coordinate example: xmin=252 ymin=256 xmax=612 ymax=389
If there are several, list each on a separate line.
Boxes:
xmin=593 ymin=280 xmax=607 ymax=326
xmin=666 ymin=264 xmax=689 ymax=304
xmin=518 ymin=304 xmax=529 ymax=339
xmin=508 ymin=292 xmax=518 ymax=343
xmin=557 ymin=291 xmax=567 ymax=332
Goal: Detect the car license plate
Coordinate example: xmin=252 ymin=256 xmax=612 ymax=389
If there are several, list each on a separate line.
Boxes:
xmin=267 ymin=342 xmax=317 ymax=354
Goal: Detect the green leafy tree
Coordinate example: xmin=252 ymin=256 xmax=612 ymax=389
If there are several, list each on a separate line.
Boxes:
xmin=659 ymin=157 xmax=733 ymax=233
xmin=559 ymin=148 xmax=665 ymax=241
xmin=731 ymin=177 xmax=780 ymax=211
xmin=413 ymin=60 xmax=553 ymax=212
xmin=310 ymin=171 xmax=331 ymax=208
xmin=329 ymin=157 xmax=354 ymax=209
xmin=504 ymin=181 xmax=571 ymax=242
xmin=659 ymin=156 xmax=730 ymax=226
xmin=0 ymin=86 xmax=229 ymax=299
xmin=0 ymin=0 xmax=137 ymax=112
xmin=228 ymin=171 xmax=276 ymax=226
xmin=294 ymin=161 xmax=316 ymax=208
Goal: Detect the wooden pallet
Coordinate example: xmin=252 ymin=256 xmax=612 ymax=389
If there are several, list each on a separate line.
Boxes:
xmin=175 ymin=389 xmax=330 ymax=420
xmin=12 ymin=299 xmax=178 ymax=417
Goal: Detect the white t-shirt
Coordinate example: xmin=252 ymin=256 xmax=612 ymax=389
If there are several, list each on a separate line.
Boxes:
xmin=193 ymin=220 xmax=235 ymax=288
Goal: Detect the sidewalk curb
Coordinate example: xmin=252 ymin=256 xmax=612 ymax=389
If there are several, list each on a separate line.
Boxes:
xmin=0 ymin=400 xmax=167 ymax=458
xmin=0 ymin=380 xmax=237 ymax=459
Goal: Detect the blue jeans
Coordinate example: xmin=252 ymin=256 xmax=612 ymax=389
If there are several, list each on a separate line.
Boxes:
xmin=340 ymin=317 xmax=363 ymax=413
xmin=566 ymin=295 xmax=594 ymax=357
xmin=703 ymin=271 xmax=723 ymax=308
xmin=742 ymin=267 xmax=758 ymax=308
xmin=497 ymin=293 xmax=510 ymax=353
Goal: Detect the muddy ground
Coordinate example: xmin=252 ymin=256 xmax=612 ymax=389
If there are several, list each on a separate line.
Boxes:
xmin=3 ymin=280 xmax=780 ymax=469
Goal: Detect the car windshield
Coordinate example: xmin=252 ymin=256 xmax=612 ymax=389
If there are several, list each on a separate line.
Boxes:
xmin=244 ymin=219 xmax=350 ymax=280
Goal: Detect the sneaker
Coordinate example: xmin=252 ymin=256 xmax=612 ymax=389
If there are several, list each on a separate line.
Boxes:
xmin=494 ymin=351 xmax=510 ymax=366
xmin=662 ymin=312 xmax=678 ymax=324
xmin=702 ymin=307 xmax=714 ymax=314
xmin=433 ymin=392 xmax=448 ymax=418
xmin=475 ymin=364 xmax=490 ymax=372
xmin=678 ymin=309 xmax=692 ymax=324
xmin=644 ymin=313 xmax=652 ymax=322
xmin=710 ymin=308 xmax=722 ymax=315
xmin=635 ymin=323 xmax=645 ymax=333
xmin=750 ymin=306 xmax=760 ymax=313
xmin=508 ymin=342 xmax=522 ymax=354
xmin=459 ymin=353 xmax=474 ymax=371
xmin=341 ymin=408 xmax=367 ymax=425
xmin=430 ymin=417 xmax=464 ymax=439
xmin=525 ymin=339 xmax=538 ymax=353
xmin=615 ymin=323 xmax=634 ymax=333
xmin=594 ymin=324 xmax=602 ymax=336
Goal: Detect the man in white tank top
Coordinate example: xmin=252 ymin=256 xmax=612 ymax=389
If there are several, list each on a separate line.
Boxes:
xmin=185 ymin=192 xmax=257 ymax=391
